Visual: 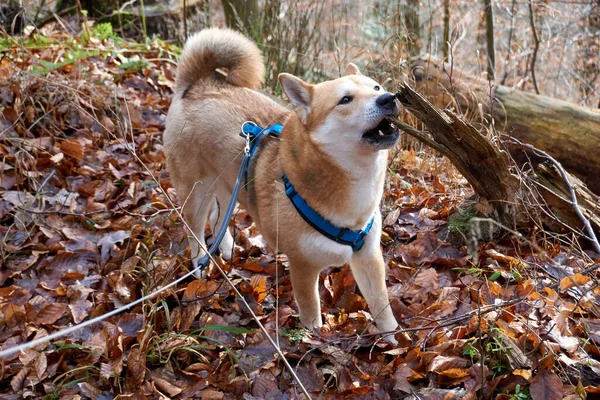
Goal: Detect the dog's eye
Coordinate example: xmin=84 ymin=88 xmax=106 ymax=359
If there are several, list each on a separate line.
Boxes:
xmin=338 ymin=96 xmax=353 ymax=105
xmin=374 ymin=85 xmax=380 ymax=91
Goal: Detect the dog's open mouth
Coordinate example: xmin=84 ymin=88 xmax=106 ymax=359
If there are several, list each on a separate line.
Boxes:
xmin=361 ymin=117 xmax=400 ymax=149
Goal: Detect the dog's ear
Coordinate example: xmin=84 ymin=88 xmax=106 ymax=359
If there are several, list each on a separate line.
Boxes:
xmin=343 ymin=63 xmax=361 ymax=76
xmin=279 ymin=73 xmax=312 ymax=124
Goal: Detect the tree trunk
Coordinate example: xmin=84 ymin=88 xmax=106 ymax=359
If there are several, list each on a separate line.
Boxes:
xmin=577 ymin=1 xmax=600 ymax=105
xmin=401 ymin=0 xmax=420 ymax=55
xmin=410 ymin=56 xmax=600 ymax=195
xmin=131 ymin=0 xmax=208 ymax=44
xmin=483 ymin=0 xmax=495 ymax=80
xmin=442 ymin=0 xmax=450 ymax=59
xmin=222 ymin=0 xmax=258 ymax=34
xmin=391 ymin=84 xmax=600 ymax=245
xmin=1 ymin=0 xmax=24 ymax=34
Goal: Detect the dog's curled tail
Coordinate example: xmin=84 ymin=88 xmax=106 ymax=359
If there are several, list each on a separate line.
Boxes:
xmin=175 ymin=28 xmax=265 ymax=93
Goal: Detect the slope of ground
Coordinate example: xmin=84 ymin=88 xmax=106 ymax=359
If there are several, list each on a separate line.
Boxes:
xmin=1 ymin=25 xmax=599 ymax=399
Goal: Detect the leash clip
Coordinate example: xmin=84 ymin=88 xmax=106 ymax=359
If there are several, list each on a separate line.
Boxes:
xmin=241 ymin=121 xmax=256 ymax=154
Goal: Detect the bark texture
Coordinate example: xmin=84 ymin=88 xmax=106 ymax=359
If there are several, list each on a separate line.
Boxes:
xmin=410 ymin=56 xmax=600 ymax=194
xmin=393 ymin=83 xmax=600 ymax=242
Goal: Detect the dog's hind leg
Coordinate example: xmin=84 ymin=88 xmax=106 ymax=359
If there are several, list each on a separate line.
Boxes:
xmin=180 ymin=182 xmax=213 ymax=278
xmin=208 ymin=187 xmax=236 ymax=261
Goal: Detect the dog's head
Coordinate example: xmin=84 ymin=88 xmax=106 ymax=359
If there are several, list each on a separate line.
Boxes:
xmin=279 ymin=64 xmax=399 ymax=152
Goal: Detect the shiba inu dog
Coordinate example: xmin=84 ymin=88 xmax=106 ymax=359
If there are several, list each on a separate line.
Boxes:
xmin=164 ymin=28 xmax=400 ymax=336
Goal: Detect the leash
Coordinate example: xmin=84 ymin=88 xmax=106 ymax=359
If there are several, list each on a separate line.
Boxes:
xmin=196 ymin=122 xmax=283 ymax=270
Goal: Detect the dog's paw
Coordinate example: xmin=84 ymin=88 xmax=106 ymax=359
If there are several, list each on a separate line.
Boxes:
xmin=384 ymin=333 xmax=399 ymax=346
xmin=220 ymin=244 xmax=242 ymax=261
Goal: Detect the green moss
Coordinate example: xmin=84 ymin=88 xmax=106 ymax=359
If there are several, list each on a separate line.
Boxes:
xmin=448 ymin=209 xmax=475 ymax=234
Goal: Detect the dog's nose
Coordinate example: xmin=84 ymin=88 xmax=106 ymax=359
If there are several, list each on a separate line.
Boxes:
xmin=376 ymin=93 xmax=396 ymax=109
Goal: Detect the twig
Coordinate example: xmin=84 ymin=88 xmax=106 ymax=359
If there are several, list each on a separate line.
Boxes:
xmin=35 ymin=5 xmax=77 ymax=30
xmin=503 ymin=137 xmax=600 ymax=254
xmin=355 ymin=296 xmax=527 ymax=341
xmin=528 ymin=0 xmax=541 ymax=94
xmin=389 ymin=115 xmax=450 ymax=157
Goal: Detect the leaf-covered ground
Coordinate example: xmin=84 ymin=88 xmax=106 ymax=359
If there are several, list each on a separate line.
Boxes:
xmin=1 ymin=26 xmax=600 ymax=400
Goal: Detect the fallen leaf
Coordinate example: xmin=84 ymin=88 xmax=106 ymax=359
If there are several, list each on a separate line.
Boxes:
xmin=428 ymin=355 xmax=470 ymax=373
xmin=10 ymin=367 xmax=29 ymax=392
xmin=60 ymin=139 xmax=84 ymax=162
xmin=98 ymin=230 xmax=131 ymax=264
xmin=559 ymin=273 xmax=590 ymax=291
xmin=151 ymin=372 xmax=182 ymax=396
xmin=530 ymin=369 xmax=563 ymax=400
xmin=35 ymin=303 xmax=67 ymax=325
xmin=127 ymin=347 xmax=146 ymax=386
xmin=250 ymin=275 xmax=267 ymax=303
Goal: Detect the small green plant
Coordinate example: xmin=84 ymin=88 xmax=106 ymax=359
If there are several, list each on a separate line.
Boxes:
xmin=400 ymin=180 xmax=412 ymax=189
xmin=511 ymin=267 xmax=523 ymax=281
xmin=453 ymin=266 xmax=486 ymax=278
xmin=489 ymin=271 xmax=502 ymax=281
xmin=448 ymin=210 xmax=475 ymax=234
xmin=91 ymin=22 xmax=117 ymax=41
xmin=281 ymin=327 xmax=312 ymax=343
xmin=118 ymin=58 xmax=149 ymax=73
xmin=507 ymin=384 xmax=532 ymax=400
xmin=485 ymin=327 xmax=514 ymax=375
xmin=145 ymin=325 xmax=254 ymax=376
xmin=47 ymin=364 xmax=101 ymax=399
xmin=491 ymin=360 xmax=507 ymax=374
xmin=462 ymin=340 xmax=479 ymax=361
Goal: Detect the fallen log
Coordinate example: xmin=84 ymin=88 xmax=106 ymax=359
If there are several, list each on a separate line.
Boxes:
xmin=392 ymin=83 xmax=600 ymax=250
xmin=410 ymin=56 xmax=600 ymax=194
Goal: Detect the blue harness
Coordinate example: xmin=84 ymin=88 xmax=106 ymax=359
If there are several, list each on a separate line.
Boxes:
xmin=241 ymin=122 xmax=375 ymax=252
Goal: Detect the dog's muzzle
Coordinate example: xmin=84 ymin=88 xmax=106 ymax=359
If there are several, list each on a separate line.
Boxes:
xmin=361 ymin=94 xmax=400 ymax=149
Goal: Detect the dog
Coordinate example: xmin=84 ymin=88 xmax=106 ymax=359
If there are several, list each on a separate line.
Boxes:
xmin=164 ymin=28 xmax=400 ymax=336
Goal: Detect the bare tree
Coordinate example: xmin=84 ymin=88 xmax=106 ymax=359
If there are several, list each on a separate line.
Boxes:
xmin=578 ymin=0 xmax=600 ymax=105
xmin=527 ymin=0 xmax=541 ymax=94
xmin=443 ymin=0 xmax=450 ymax=59
xmin=500 ymin=0 xmax=517 ymax=85
xmin=483 ymin=0 xmax=495 ymax=80
xmin=222 ymin=0 xmax=258 ymax=34
xmin=1 ymin=0 xmax=24 ymax=34
xmin=401 ymin=0 xmax=421 ymax=55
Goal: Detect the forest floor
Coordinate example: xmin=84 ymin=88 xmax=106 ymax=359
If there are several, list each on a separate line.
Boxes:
xmin=1 ymin=25 xmax=599 ymax=400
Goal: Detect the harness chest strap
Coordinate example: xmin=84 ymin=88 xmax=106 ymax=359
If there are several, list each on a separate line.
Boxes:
xmin=282 ymin=174 xmax=374 ymax=252
xmin=241 ymin=122 xmax=375 ymax=253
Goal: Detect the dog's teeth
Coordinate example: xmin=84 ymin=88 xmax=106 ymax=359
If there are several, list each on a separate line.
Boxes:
xmin=378 ymin=130 xmax=384 ymax=136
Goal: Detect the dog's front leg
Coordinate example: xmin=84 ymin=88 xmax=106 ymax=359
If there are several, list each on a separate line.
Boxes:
xmin=288 ymin=259 xmax=323 ymax=330
xmin=350 ymin=244 xmax=399 ymax=337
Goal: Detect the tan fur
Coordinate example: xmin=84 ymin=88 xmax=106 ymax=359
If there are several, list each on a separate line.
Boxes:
xmin=165 ymin=29 xmax=399 ymax=338
xmin=175 ymin=28 xmax=264 ymax=92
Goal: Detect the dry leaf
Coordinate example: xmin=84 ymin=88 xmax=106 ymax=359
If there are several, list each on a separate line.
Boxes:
xmin=60 ymin=139 xmax=84 ymax=162
xmin=559 ymin=273 xmax=591 ymax=291
xmin=530 ymin=369 xmax=563 ymax=400
xmin=127 ymin=347 xmax=146 ymax=386
xmin=35 ymin=303 xmax=67 ymax=325
xmin=250 ymin=275 xmax=267 ymax=303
